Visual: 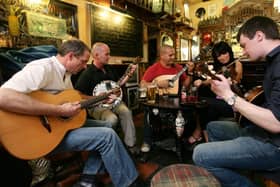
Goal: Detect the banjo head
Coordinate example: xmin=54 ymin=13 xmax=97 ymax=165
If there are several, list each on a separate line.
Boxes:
xmin=92 ymin=80 xmax=123 ymax=109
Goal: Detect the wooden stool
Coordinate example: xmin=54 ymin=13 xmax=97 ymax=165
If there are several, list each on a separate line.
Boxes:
xmin=150 ymin=164 xmax=221 ymax=187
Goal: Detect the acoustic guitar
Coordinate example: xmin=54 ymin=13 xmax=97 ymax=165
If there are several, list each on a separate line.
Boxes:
xmin=0 ymin=88 xmax=119 ymax=160
xmin=238 ymin=85 xmax=264 ymax=124
xmin=154 ymin=65 xmax=188 ymax=96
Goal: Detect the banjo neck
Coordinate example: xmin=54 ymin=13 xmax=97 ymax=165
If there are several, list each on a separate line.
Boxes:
xmin=117 ymin=56 xmax=142 ymax=86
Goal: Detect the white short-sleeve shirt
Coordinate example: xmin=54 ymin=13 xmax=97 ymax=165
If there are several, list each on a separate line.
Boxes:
xmin=1 ymin=56 xmax=73 ymax=94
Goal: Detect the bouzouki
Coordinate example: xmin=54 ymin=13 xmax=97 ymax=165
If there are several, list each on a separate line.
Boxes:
xmin=154 ymin=65 xmax=188 ymax=96
xmin=0 ymin=88 xmax=119 ymax=160
xmin=92 ymin=56 xmax=142 ymax=109
xmin=192 ymin=59 xmax=244 ymax=97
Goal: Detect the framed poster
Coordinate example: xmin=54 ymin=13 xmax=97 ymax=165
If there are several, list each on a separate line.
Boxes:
xmin=208 ymin=4 xmax=217 ymax=17
xmin=24 ymin=11 xmax=67 ymax=39
xmin=180 ymin=38 xmax=189 ymax=61
xmin=48 ymin=0 xmax=79 ymax=37
xmin=164 ymin=0 xmax=173 ymax=15
xmin=152 ymin=0 xmax=163 ymax=13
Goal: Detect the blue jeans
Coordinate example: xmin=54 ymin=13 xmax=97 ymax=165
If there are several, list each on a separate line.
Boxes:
xmin=51 ymin=119 xmax=138 ymax=187
xmin=193 ymin=121 xmax=280 ymax=187
xmin=89 ymin=102 xmax=136 ymax=147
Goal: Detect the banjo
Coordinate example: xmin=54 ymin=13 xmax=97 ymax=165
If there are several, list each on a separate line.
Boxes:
xmin=92 ymin=57 xmax=141 ymax=109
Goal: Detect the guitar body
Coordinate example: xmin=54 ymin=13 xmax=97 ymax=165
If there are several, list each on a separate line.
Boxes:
xmin=238 ymin=85 xmax=264 ymax=124
xmin=154 ymin=75 xmax=179 ymax=96
xmin=0 ymin=90 xmax=86 ymax=160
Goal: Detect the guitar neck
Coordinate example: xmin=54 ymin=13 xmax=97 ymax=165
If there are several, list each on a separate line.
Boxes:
xmin=208 ymin=71 xmax=221 ymax=81
xmin=116 ymin=56 xmax=141 ymax=86
xmin=170 ymin=65 xmax=188 ymax=82
xmin=80 ymin=88 xmax=119 ymax=108
xmin=117 ymin=63 xmax=134 ymax=86
xmin=80 ymin=94 xmax=108 ymax=109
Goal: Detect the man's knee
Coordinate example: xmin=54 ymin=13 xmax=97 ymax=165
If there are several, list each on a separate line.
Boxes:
xmin=105 ymin=115 xmax=119 ymax=127
xmin=192 ymin=143 xmax=207 ymax=166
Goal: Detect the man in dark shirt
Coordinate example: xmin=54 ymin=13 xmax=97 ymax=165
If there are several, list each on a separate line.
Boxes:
xmin=192 ymin=16 xmax=280 ymax=187
xmin=75 ymin=42 xmax=139 ymax=155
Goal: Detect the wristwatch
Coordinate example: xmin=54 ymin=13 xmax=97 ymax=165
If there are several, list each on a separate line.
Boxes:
xmin=225 ymin=94 xmax=238 ymax=106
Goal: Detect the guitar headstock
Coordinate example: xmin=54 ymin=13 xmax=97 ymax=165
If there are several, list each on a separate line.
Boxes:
xmin=133 ymin=56 xmax=142 ymax=64
xmin=124 ymin=56 xmax=142 ymax=76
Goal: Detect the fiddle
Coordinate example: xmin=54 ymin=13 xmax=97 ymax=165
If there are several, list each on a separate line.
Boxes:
xmin=216 ymin=57 xmax=243 ymax=84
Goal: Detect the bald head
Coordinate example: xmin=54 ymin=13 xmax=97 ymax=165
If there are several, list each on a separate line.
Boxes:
xmin=92 ymin=42 xmax=109 ymax=56
xmin=159 ymin=45 xmax=175 ymax=66
xmin=91 ymin=42 xmax=110 ymax=66
xmin=160 ymin=45 xmax=174 ymax=56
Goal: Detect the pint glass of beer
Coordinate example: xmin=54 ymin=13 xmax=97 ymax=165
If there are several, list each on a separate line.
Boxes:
xmin=139 ymin=87 xmax=147 ymax=99
xmin=147 ymin=84 xmax=157 ymax=104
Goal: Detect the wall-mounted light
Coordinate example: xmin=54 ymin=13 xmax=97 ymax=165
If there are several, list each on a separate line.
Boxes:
xmin=99 ymin=10 xmax=109 ymax=19
xmin=113 ymin=15 xmax=122 ymax=24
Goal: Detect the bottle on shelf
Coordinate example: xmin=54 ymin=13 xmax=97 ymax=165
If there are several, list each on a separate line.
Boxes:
xmin=175 ymin=110 xmax=185 ymax=137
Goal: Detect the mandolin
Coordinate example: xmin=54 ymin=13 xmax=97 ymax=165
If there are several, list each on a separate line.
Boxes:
xmin=192 ymin=60 xmax=244 ymax=97
xmin=154 ymin=65 xmax=188 ymax=96
xmin=0 ymin=88 xmax=119 ymax=160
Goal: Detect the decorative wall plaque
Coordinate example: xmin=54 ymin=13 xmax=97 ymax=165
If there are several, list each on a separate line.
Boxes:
xmin=24 ymin=11 xmax=67 ymax=39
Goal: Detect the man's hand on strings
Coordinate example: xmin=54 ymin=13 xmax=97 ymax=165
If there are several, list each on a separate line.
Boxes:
xmin=127 ymin=64 xmax=137 ymax=77
xmin=106 ymin=94 xmax=118 ymax=104
xmin=58 ymin=101 xmax=81 ymax=117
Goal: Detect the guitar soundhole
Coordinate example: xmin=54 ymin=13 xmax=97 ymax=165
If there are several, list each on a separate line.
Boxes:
xmin=59 ymin=116 xmax=71 ymax=121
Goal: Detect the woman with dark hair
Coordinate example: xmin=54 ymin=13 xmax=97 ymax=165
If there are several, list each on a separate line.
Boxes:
xmin=212 ymin=41 xmax=243 ymax=84
xmin=189 ymin=41 xmax=243 ymax=145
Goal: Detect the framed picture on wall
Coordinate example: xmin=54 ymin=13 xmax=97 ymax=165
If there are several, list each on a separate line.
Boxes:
xmin=180 ymin=38 xmax=189 ymax=61
xmin=48 ymin=0 xmax=79 ymax=37
xmin=208 ymin=4 xmax=217 ymax=17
